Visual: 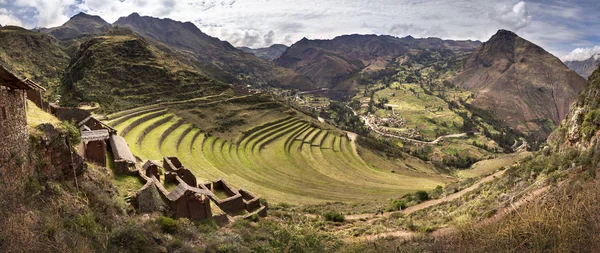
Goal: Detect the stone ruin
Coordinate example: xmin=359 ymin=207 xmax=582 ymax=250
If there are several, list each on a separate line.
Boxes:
xmin=134 ymin=157 xmax=267 ymax=222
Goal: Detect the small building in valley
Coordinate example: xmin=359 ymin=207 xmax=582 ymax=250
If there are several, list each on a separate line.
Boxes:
xmin=78 ymin=116 xmax=117 ymax=167
xmin=80 ymin=129 xmax=110 ymax=167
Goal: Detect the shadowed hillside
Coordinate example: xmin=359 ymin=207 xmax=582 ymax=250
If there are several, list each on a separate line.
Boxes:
xmin=114 ymin=13 xmax=314 ymax=90
xmin=452 ymin=30 xmax=586 ymax=140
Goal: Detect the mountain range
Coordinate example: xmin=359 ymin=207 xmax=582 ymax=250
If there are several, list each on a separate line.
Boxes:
xmin=238 ymin=44 xmax=288 ymax=61
xmin=564 ymin=53 xmax=600 ymax=79
xmin=0 ymin=12 xmax=587 ymax=137
xmin=275 ymin=34 xmax=481 ymax=98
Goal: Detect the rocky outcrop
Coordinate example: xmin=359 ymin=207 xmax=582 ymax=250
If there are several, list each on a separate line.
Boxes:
xmin=548 ymin=65 xmax=600 ymax=151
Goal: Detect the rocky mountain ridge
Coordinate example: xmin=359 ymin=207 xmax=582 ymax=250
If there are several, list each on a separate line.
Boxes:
xmin=564 ymin=53 xmax=600 ymax=79
xmin=238 ymin=44 xmax=288 ymax=61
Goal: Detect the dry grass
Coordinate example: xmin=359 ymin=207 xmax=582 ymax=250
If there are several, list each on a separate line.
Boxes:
xmin=431 ymin=178 xmax=600 ymax=252
xmin=26 ymin=101 xmax=61 ymax=128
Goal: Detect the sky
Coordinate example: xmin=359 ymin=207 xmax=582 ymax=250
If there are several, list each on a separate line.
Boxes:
xmin=0 ymin=0 xmax=598 ymax=61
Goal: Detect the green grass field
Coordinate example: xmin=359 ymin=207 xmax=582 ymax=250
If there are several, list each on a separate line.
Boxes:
xmin=108 ymin=102 xmax=452 ymax=205
xmin=358 ymin=83 xmax=464 ymax=140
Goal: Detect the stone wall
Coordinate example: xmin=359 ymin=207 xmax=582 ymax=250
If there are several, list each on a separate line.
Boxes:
xmin=84 ymin=140 xmax=106 ymax=167
xmin=50 ymin=105 xmax=90 ymax=123
xmin=26 ymin=89 xmax=44 ymax=111
xmin=211 ymin=179 xmax=245 ymax=214
xmin=0 ymin=87 xmax=29 ymax=182
xmin=171 ymin=191 xmax=211 ymax=220
xmin=239 ymin=189 xmax=260 ymax=211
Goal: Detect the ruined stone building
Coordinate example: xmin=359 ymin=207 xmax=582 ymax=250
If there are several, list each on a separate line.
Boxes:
xmin=135 ymin=157 xmax=267 ymax=222
xmin=0 ymin=65 xmax=35 ymax=178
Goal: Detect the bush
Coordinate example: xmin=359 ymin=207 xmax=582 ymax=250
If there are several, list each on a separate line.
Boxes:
xmin=109 ymin=224 xmax=157 ymax=253
xmin=415 ymin=191 xmax=429 ymax=202
xmin=63 ymin=120 xmax=81 ymax=145
xmin=197 ymin=219 xmax=219 ymax=234
xmin=388 ymin=199 xmax=407 ymax=211
xmin=248 ymin=214 xmax=260 ymax=223
xmin=323 ymin=212 xmax=345 ymax=222
xmin=157 ymin=216 xmax=180 ymax=234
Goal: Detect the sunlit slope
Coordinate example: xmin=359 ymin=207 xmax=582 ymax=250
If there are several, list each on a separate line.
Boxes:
xmin=108 ymin=107 xmax=448 ymax=204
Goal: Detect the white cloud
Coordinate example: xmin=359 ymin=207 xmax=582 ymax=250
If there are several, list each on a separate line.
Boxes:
xmin=562 ymin=46 xmax=600 ymax=62
xmin=0 ymin=0 xmax=597 ymax=57
xmin=494 ymin=1 xmax=531 ymax=31
xmin=12 ymin=0 xmax=76 ymax=27
xmin=0 ymin=8 xmax=23 ymax=26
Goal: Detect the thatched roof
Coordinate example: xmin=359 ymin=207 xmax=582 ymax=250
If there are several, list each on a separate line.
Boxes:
xmin=0 ymin=65 xmax=34 ymax=90
xmin=109 ymin=135 xmax=136 ymax=163
xmin=81 ymin=129 xmax=110 ymax=142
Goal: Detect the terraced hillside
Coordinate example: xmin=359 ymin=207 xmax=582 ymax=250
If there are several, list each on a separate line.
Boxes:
xmin=107 ymin=99 xmax=450 ymax=204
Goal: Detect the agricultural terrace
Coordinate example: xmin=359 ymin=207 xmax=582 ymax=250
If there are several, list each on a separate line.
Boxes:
xmin=106 ymin=95 xmax=452 ymax=204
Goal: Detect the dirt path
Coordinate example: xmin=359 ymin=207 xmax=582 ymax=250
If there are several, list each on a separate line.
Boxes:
xmin=345 ymin=168 xmax=507 ymax=222
xmin=345 ymin=176 xmax=553 ymax=242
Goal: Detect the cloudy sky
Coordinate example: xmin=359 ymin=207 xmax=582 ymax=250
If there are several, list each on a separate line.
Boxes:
xmin=0 ymin=0 xmax=598 ymax=61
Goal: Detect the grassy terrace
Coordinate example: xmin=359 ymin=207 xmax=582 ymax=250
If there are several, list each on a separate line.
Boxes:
xmin=106 ymin=102 xmax=452 ymax=205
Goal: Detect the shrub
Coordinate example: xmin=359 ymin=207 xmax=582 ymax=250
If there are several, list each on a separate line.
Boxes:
xmin=197 ymin=219 xmax=219 ymax=234
xmin=248 ymin=214 xmax=260 ymax=223
xmin=415 ymin=191 xmax=429 ymax=202
xmin=157 ymin=216 xmax=180 ymax=234
xmin=63 ymin=120 xmax=81 ymax=145
xmin=388 ymin=199 xmax=407 ymax=211
xmin=108 ymin=223 xmax=157 ymax=253
xmin=323 ymin=212 xmax=345 ymax=222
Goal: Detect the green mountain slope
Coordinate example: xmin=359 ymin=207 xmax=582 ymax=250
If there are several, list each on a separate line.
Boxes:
xmin=0 ymin=26 xmax=69 ymax=97
xmin=60 ymin=31 xmax=231 ymax=112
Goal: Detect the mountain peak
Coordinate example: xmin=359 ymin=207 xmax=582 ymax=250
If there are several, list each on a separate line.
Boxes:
xmin=492 ymin=29 xmax=518 ymax=39
xmin=73 ymin=12 xmax=91 ymax=18
xmin=453 ymin=30 xmax=587 ymax=138
xmin=69 ymin=12 xmax=107 ymax=23
xmin=128 ymin=12 xmax=142 ymax=18
xmin=64 ymin=12 xmax=108 ymax=28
